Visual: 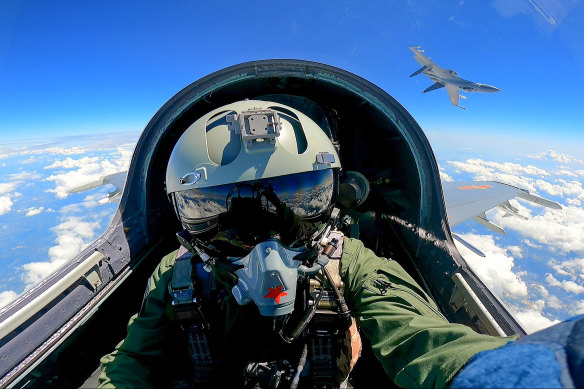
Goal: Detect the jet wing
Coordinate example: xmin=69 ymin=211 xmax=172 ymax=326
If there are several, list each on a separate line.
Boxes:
xmin=443 ymin=181 xmax=561 ymax=256
xmin=408 ymin=46 xmax=433 ymax=68
xmin=443 ymin=181 xmax=561 ymax=252
xmin=68 ymin=171 xmax=128 ymax=204
xmin=445 ymin=84 xmax=464 ymax=109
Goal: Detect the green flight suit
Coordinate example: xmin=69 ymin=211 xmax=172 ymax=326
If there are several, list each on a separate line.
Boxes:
xmin=99 ymin=238 xmax=512 ymax=388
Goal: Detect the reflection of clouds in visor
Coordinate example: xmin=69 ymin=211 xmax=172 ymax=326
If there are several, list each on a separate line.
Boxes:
xmin=174 ymin=170 xmax=334 ymax=221
xmin=280 ymin=181 xmax=333 ymax=217
xmin=174 ymin=191 xmax=226 ymax=220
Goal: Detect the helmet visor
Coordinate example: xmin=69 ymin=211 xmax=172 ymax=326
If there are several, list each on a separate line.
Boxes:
xmin=172 ymin=169 xmax=335 ymax=227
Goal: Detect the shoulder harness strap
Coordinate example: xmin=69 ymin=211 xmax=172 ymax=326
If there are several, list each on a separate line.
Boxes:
xmin=169 ymin=246 xmax=214 ymax=384
xmin=309 ymin=231 xmax=362 ymax=387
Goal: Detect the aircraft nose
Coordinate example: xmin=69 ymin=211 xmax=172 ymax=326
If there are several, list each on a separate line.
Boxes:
xmin=482 ymin=85 xmax=501 ymax=92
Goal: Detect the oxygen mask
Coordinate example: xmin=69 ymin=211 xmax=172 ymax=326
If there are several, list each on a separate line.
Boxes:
xmin=231 ymin=238 xmax=305 ymax=316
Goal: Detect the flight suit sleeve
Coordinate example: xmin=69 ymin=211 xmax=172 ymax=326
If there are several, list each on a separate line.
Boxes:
xmin=339 ymin=237 xmax=513 ymax=388
xmin=98 ymin=250 xmax=180 ymax=389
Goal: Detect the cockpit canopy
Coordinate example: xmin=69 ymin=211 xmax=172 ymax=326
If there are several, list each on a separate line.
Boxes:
xmin=121 ymin=60 xmax=448 ymax=268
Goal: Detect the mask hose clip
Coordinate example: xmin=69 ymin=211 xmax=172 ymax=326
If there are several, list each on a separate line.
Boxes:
xmin=297 ymin=254 xmax=329 ymax=276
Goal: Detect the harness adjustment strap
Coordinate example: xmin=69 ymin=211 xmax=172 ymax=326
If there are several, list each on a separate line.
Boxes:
xmin=169 ymin=247 xmax=214 ymax=383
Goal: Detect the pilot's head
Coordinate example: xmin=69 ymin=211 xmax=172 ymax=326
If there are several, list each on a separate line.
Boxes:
xmin=165 ymin=99 xmax=341 ymax=249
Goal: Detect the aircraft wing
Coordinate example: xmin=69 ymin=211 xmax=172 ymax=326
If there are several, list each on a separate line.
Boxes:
xmin=445 ymin=84 xmax=464 ymax=109
xmin=68 ymin=171 xmax=128 ymax=204
xmin=408 ymin=46 xmax=433 ymax=68
xmin=443 ymin=181 xmax=561 ymax=255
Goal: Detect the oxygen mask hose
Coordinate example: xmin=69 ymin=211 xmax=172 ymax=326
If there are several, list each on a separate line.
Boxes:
xmin=279 ymin=290 xmax=323 ymax=344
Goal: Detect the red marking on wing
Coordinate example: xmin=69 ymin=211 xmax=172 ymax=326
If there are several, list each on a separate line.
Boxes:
xmin=457 ymin=185 xmax=493 ymax=190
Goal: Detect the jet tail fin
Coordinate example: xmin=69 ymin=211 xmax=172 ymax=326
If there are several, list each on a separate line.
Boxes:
xmin=423 ymin=82 xmax=444 ymax=93
xmin=410 ymin=66 xmax=426 ymax=77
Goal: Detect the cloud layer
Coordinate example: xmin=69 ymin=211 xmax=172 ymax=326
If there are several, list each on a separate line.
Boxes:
xmin=44 ymin=146 xmax=133 ymax=199
xmin=454 ymin=233 xmax=561 ymax=333
xmin=0 ymin=134 xmax=138 ymax=308
xmin=22 ymin=216 xmax=102 ymax=286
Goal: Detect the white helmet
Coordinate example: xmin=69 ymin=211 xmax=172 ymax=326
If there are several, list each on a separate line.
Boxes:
xmin=166 ymin=100 xmax=341 ymax=234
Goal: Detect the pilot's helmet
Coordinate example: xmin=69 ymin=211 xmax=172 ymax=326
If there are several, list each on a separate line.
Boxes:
xmin=165 ymin=99 xmax=341 ymax=237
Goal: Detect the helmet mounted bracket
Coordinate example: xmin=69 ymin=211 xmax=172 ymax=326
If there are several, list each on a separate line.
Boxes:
xmin=227 ymin=108 xmax=282 ymax=147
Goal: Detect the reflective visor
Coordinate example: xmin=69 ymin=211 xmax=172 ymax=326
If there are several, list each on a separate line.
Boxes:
xmin=172 ymin=169 xmax=335 ymax=224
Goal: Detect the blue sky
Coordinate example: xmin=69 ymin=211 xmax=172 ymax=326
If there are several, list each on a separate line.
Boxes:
xmin=1 ymin=1 xmax=583 ymax=148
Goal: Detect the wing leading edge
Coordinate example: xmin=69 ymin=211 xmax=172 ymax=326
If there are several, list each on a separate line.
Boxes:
xmin=442 ymin=181 xmax=561 ymax=256
xmin=68 ymin=171 xmax=128 ymax=204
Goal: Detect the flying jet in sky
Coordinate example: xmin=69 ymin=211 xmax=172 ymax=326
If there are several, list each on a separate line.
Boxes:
xmin=0 ymin=59 xmax=560 ymax=387
xmin=409 ymin=46 xmax=501 ymax=109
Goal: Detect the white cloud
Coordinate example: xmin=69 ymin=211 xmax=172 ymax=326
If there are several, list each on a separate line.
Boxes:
xmin=440 ymin=171 xmax=454 ymax=182
xmin=548 ymin=258 xmax=584 ymax=282
xmin=0 ymin=195 xmax=14 ymax=215
xmin=449 ymin=159 xmax=550 ymax=177
xmin=556 ymin=169 xmax=578 ymax=178
xmin=514 ymin=308 xmax=561 ymax=334
xmin=43 ymin=146 xmax=88 ymax=155
xmin=0 ymin=182 xmax=20 ymax=195
xmin=533 ymin=283 xmax=550 ymax=299
xmin=546 ymin=295 xmax=565 ymax=310
xmin=44 ymin=146 xmax=132 ymax=199
xmin=45 ymin=187 xmax=70 ymax=199
xmin=570 ymin=300 xmax=584 ymax=316
xmin=507 ymin=245 xmax=523 ymax=259
xmin=439 ymin=166 xmax=454 ymax=182
xmin=527 ymin=150 xmax=583 ymax=164
xmin=8 ymin=171 xmax=42 ymax=181
xmin=0 ymin=290 xmax=19 ymax=309
xmin=447 ymin=159 xmax=547 ymax=193
xmin=491 ymin=201 xmax=584 ymax=254
xmin=21 ymin=216 xmax=101 ymax=286
xmin=452 ymin=233 xmax=571 ymax=333
xmin=562 ymin=281 xmax=584 ymax=294
xmin=44 ymin=156 xmax=99 ymax=170
xmin=545 ymin=274 xmax=584 ymax=294
xmin=523 ymin=239 xmax=542 ymax=249
xmin=455 ymin=233 xmax=528 ymax=299
xmin=24 ymin=207 xmax=44 ymax=217
xmin=535 ymin=178 xmax=584 ymax=199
